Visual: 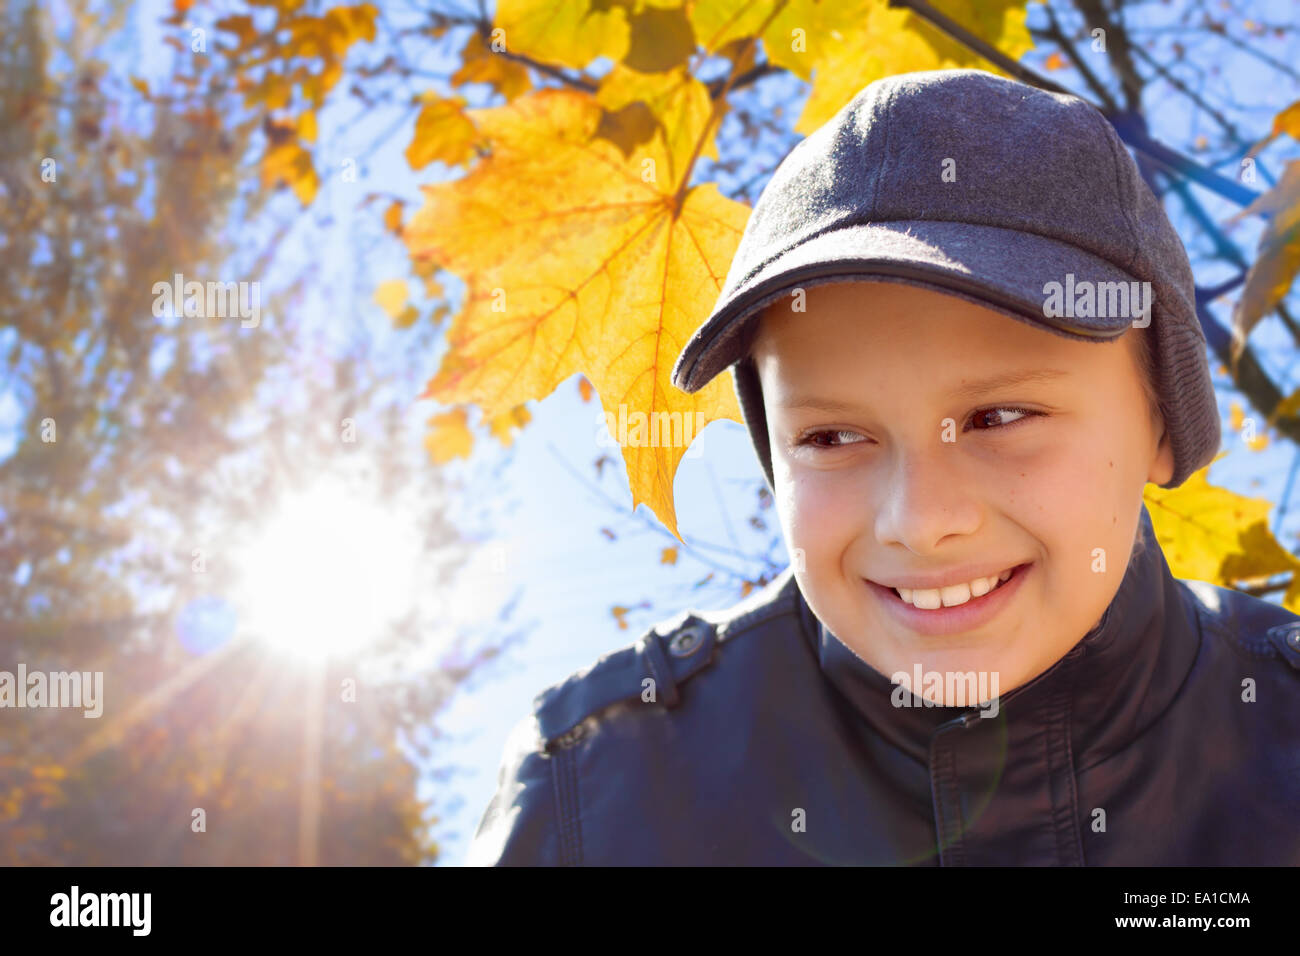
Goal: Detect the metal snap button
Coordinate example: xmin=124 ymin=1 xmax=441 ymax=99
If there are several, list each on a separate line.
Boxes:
xmin=668 ymin=624 xmax=705 ymax=657
xmin=1288 ymin=628 xmax=1300 ymax=653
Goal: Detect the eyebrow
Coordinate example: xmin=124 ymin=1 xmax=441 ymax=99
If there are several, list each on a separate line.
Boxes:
xmin=779 ymin=369 xmax=1071 ymax=412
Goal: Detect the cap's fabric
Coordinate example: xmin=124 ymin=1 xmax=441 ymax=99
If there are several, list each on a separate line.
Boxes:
xmin=670 ymin=68 xmax=1220 ymax=491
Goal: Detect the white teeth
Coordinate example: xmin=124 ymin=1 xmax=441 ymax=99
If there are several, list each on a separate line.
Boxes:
xmin=894 ymin=568 xmax=1014 ymax=610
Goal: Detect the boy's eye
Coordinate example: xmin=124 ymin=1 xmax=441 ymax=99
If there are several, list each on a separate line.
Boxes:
xmin=795 ymin=407 xmax=1041 ymax=449
xmin=966 ymin=406 xmax=1040 ymax=431
xmin=797 ymin=428 xmax=866 ymax=449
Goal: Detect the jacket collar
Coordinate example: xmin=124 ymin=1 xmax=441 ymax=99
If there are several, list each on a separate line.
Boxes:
xmin=799 ymin=504 xmax=1202 ymax=766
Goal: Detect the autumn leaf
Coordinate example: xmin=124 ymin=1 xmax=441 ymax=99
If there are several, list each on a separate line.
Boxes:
xmin=423 ymin=408 xmax=473 ymax=464
xmin=688 ymin=0 xmax=1034 ymax=135
xmin=1268 ymin=388 xmax=1300 ymax=429
xmin=373 ymin=279 xmax=408 ymax=320
xmin=451 ymin=29 xmax=533 ymax=101
xmin=1268 ymin=99 xmax=1300 ymax=142
xmin=261 ymin=138 xmax=318 ymax=205
xmin=488 ymin=403 xmax=532 ymax=447
xmin=383 ymin=200 xmax=403 ymax=233
xmin=577 ymin=375 xmax=594 ymax=402
xmin=1229 ymin=400 xmax=1270 ymax=450
xmin=494 ymin=0 xmax=631 ymax=69
xmin=1044 ymin=51 xmax=1066 ymax=71
xmin=1227 ymin=159 xmax=1300 ymax=368
xmin=296 ymin=109 xmax=318 ymax=143
xmin=215 ymin=14 xmax=258 ymax=50
xmin=405 ymin=94 xmax=478 ymax=170
xmin=404 ymin=88 xmax=748 ymax=541
xmin=660 ymin=546 xmax=677 ymax=565
xmin=1145 ymin=459 xmax=1299 ymax=598
xmin=596 ymin=63 xmax=719 ymax=188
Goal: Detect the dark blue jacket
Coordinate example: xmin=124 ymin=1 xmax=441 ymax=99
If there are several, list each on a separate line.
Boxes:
xmin=468 ymin=506 xmax=1300 ymax=865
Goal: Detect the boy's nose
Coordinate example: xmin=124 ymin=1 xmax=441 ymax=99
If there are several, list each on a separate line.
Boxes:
xmin=872 ymin=446 xmax=982 ymax=554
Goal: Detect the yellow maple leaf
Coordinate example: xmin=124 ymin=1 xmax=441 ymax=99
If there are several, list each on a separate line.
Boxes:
xmin=374 ymin=279 xmax=409 ymax=319
xmin=383 ymin=200 xmax=403 ymax=233
xmin=1145 ymin=458 xmax=1299 ymax=590
xmin=215 ymin=13 xmax=258 ymax=50
xmin=596 ymin=62 xmax=719 ymax=190
xmin=1228 ymin=159 xmax=1300 ymax=368
xmin=494 ymin=0 xmax=631 ymax=69
xmin=660 ymin=546 xmax=677 ymax=565
xmin=488 ymin=403 xmax=532 ymax=447
xmin=297 ymin=109 xmax=318 ymax=143
xmin=424 ymin=408 xmax=474 ymax=464
xmin=1270 ymin=99 xmax=1300 ymax=141
xmin=404 ymin=88 xmax=748 ymax=541
xmin=406 ymin=94 xmax=478 ymax=170
xmin=452 ymin=29 xmax=533 ymax=101
xmin=1269 ymin=388 xmax=1300 ymax=429
xmin=261 ymin=137 xmax=318 ymax=205
xmin=689 ymin=0 xmax=1033 ymax=135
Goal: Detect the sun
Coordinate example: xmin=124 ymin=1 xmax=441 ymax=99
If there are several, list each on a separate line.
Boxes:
xmin=231 ymin=477 xmax=422 ymax=663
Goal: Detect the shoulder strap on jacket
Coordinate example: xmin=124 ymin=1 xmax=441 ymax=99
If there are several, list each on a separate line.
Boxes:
xmin=1265 ymin=620 xmax=1300 ymax=672
xmin=533 ymin=613 xmax=718 ymax=749
xmin=531 ymin=568 xmax=803 ymax=749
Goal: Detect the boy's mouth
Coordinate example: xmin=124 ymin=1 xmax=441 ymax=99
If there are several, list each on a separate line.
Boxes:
xmin=865 ymin=563 xmax=1033 ymax=636
xmin=890 ymin=565 xmax=1019 ymax=610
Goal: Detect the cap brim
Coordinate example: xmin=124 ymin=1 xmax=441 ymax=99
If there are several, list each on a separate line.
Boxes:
xmin=672 ymin=219 xmax=1149 ymax=393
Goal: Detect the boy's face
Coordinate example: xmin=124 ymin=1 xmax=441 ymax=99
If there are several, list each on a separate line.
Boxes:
xmin=753 ymin=281 xmax=1174 ymax=703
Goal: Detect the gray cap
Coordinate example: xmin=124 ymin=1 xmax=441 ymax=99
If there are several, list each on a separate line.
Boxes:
xmin=670 ymin=68 xmax=1220 ymax=492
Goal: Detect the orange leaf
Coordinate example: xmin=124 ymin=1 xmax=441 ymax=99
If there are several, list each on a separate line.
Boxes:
xmin=384 ymin=200 xmax=403 ymax=233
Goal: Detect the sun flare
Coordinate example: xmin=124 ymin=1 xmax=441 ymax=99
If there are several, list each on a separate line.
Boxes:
xmin=231 ymin=478 xmax=421 ymax=662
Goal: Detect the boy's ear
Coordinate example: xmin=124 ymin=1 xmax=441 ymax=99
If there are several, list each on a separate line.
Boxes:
xmin=1148 ymin=419 xmax=1175 ymax=486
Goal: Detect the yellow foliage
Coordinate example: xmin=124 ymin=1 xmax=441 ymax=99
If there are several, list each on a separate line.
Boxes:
xmin=687 ymin=0 xmax=1034 ymax=134
xmin=1271 ymin=99 xmax=1300 ymax=141
xmin=596 ymin=62 xmax=718 ymax=189
xmin=494 ymin=0 xmax=631 ymax=68
xmin=1145 ymin=458 xmax=1300 ymax=612
xmin=404 ymin=88 xmax=747 ymax=541
xmin=405 ymin=94 xmax=478 ymax=170
xmin=424 ymin=408 xmax=474 ymax=464
xmin=1229 ymin=160 xmax=1300 ymax=366
xmin=488 ymin=404 xmax=532 ymax=447
xmin=373 ymin=279 xmax=409 ymax=320
xmin=452 ymin=29 xmax=533 ymax=101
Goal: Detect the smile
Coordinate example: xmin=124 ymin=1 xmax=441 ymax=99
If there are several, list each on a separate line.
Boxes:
xmin=895 ymin=567 xmax=1016 ymax=610
xmin=864 ymin=563 xmax=1033 ymax=637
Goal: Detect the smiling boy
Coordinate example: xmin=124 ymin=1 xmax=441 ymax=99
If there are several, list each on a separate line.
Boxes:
xmin=750 ymin=279 xmax=1170 ymax=705
xmin=469 ymin=69 xmax=1300 ymax=866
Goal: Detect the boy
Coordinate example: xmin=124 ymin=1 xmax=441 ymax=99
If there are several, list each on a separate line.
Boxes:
xmin=468 ymin=69 xmax=1300 ymax=865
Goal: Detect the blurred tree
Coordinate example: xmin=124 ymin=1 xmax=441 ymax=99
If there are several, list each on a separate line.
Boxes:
xmin=0 ymin=0 xmax=499 ymax=864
